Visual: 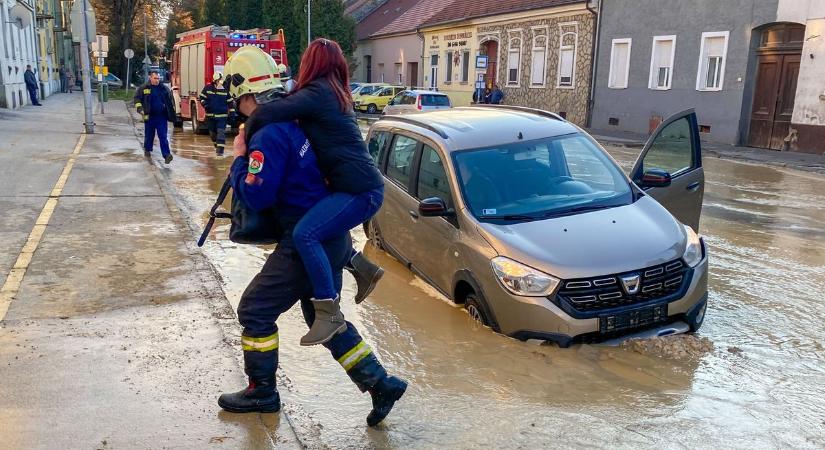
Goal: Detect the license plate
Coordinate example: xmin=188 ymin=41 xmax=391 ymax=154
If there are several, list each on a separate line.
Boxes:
xmin=599 ymin=304 xmax=667 ymax=334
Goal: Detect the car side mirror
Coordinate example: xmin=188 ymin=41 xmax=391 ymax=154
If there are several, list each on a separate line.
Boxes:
xmin=639 ymin=169 xmax=672 ymax=188
xmin=419 ymin=197 xmax=454 ymax=217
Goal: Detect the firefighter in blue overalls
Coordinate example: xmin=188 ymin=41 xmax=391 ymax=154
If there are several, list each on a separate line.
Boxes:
xmin=217 ymin=46 xmax=407 ymax=427
xmin=199 ymin=72 xmax=234 ymax=156
xmin=134 ymin=70 xmax=176 ymax=164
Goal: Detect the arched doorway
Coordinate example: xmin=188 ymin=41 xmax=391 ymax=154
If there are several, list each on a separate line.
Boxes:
xmin=479 ymin=39 xmax=498 ymax=88
xmin=747 ymin=23 xmax=805 ymax=150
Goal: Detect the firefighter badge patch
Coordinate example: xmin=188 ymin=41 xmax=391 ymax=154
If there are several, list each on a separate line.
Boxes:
xmin=249 ymin=151 xmax=264 ymax=174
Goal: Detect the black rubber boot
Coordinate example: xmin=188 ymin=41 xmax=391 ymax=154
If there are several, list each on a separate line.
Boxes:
xmin=218 ymin=377 xmax=280 ymax=413
xmin=366 ymin=375 xmax=407 ymax=427
xmin=164 ymin=154 xmax=174 ymax=164
xmin=346 ymin=252 xmax=384 ymax=304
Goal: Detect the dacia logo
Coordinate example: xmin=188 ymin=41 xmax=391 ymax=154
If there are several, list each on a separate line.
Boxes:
xmin=621 ymin=274 xmax=641 ymax=295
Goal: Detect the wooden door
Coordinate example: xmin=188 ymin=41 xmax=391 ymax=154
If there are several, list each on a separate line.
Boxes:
xmin=408 ymin=62 xmax=418 ymax=87
xmin=748 ymin=55 xmax=781 ymax=148
xmin=770 ymin=54 xmax=800 ymax=149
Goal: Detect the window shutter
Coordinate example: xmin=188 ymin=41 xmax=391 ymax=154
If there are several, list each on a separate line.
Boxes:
xmin=508 ymin=51 xmax=520 ymax=83
xmin=462 ymin=51 xmax=470 ymax=82
xmin=445 ymin=51 xmax=453 ymax=81
xmin=531 ymin=49 xmax=545 ymax=85
xmin=559 ymin=49 xmax=574 ymax=86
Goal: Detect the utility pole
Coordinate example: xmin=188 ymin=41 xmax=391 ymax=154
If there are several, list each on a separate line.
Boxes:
xmin=143 ymin=8 xmax=149 ymax=81
xmin=307 ymin=0 xmax=311 ymax=46
xmin=79 ymin=0 xmax=94 ymax=134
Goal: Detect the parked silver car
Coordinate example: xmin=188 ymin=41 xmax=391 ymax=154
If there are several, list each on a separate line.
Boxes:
xmin=365 ymin=106 xmax=708 ymax=346
xmin=383 ymin=90 xmax=452 ymax=115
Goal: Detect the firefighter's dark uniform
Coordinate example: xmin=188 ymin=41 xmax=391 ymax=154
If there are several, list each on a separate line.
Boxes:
xmin=134 ymin=83 xmax=176 ymax=158
xmin=221 ymin=122 xmax=400 ymax=415
xmin=199 ymin=82 xmax=233 ymax=155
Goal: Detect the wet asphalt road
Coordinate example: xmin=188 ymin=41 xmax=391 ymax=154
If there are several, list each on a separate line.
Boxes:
xmin=160 ymin=123 xmax=825 ymax=449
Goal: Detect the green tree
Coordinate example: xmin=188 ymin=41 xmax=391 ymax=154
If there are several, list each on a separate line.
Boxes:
xmin=200 ymin=0 xmax=225 ymax=26
xmin=263 ymin=0 xmax=301 ymax=71
xmin=291 ymin=0 xmax=357 ymax=71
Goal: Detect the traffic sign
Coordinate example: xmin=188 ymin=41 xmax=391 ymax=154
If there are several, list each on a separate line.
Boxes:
xmin=124 ymin=48 xmax=134 ymax=59
xmin=103 ymin=66 xmax=108 ymax=76
xmin=143 ymin=55 xmax=152 ymax=65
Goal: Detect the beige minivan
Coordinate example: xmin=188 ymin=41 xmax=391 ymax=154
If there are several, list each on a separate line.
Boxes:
xmin=364 ymin=105 xmax=708 ymax=346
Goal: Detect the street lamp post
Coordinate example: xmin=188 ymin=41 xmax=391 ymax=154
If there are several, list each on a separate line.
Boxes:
xmin=143 ymin=8 xmax=149 ymax=81
xmin=307 ymin=0 xmax=311 ymax=45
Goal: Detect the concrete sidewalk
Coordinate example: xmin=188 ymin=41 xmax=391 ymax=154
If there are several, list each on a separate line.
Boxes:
xmin=0 ymin=94 xmax=298 ymax=449
xmin=588 ymin=127 xmax=825 ymax=175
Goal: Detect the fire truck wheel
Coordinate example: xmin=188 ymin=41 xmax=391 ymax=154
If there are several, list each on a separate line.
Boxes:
xmin=191 ymin=103 xmax=207 ymax=135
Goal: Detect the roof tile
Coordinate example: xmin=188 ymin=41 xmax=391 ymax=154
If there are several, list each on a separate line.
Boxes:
xmin=421 ymin=0 xmax=584 ymax=29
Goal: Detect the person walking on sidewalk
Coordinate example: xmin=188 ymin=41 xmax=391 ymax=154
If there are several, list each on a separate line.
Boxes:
xmin=59 ymin=64 xmax=68 ymax=93
xmin=134 ymin=70 xmax=176 ymax=164
xmin=24 ymin=65 xmax=42 ymax=106
xmin=66 ymin=70 xmax=75 ymax=94
xmin=199 ymin=72 xmax=233 ymax=156
xmin=242 ymin=38 xmax=386 ymax=347
xmin=218 ymin=46 xmax=407 ymax=427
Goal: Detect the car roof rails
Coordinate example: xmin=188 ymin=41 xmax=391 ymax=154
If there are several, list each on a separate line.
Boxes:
xmin=469 ymin=104 xmax=566 ymax=121
xmin=377 ymin=116 xmax=449 ymax=139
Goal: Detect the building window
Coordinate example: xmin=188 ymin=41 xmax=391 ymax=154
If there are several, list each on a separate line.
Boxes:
xmin=530 ymin=32 xmax=547 ymax=86
xmin=430 ymin=54 xmax=439 ymax=88
xmin=395 ymin=62 xmax=403 ymax=85
xmin=461 ymin=50 xmax=470 ymax=83
xmin=445 ymin=50 xmax=453 ymax=84
xmin=364 ymin=55 xmax=372 ymax=82
xmin=696 ymin=31 xmax=729 ymax=91
xmin=649 ymin=35 xmax=676 ymax=90
xmin=557 ymin=24 xmax=577 ymax=88
xmin=507 ymin=31 xmax=522 ymax=86
xmin=608 ymin=38 xmax=631 ymax=89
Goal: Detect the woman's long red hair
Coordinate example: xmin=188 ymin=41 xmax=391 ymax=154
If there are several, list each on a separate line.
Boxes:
xmin=294 ymin=38 xmax=352 ymax=112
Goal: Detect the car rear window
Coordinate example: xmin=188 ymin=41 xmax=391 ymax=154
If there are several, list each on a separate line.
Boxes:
xmin=421 ymin=94 xmax=450 ymax=107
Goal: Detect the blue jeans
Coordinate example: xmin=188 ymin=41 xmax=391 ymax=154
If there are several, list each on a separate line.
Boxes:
xmin=293 ymin=186 xmax=384 ymax=299
xmin=144 ymin=115 xmax=170 ymax=157
xmin=28 ymin=87 xmax=40 ymax=105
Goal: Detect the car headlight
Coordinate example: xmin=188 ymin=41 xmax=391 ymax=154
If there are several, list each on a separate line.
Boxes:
xmin=682 ymin=225 xmax=703 ymax=267
xmin=491 ymin=256 xmax=560 ymax=297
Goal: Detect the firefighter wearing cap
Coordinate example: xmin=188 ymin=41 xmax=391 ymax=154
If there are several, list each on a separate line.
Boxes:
xmin=217 ymin=46 xmax=407 ymax=427
xmin=199 ymin=72 xmax=234 ymax=155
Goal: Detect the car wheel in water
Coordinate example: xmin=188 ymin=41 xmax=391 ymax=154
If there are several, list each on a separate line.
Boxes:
xmin=687 ymin=301 xmax=707 ymax=332
xmin=367 ymin=104 xmax=378 ymax=114
xmin=367 ymin=220 xmax=383 ymax=250
xmin=465 ymin=292 xmax=490 ymax=329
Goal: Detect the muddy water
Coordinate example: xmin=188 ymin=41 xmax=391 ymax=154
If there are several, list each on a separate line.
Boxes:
xmin=163 ymin=126 xmax=825 ymax=449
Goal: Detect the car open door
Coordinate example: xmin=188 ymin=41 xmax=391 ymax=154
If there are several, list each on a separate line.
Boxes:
xmin=629 ymin=109 xmax=704 ymax=232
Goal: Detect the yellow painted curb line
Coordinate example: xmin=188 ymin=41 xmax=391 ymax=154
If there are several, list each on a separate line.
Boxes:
xmin=0 ymin=134 xmax=86 ymax=322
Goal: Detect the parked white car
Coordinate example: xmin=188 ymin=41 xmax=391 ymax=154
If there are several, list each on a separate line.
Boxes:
xmin=383 ymin=90 xmax=452 ymax=115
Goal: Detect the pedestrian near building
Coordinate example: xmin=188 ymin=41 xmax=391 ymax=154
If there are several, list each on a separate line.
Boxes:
xmin=24 ymin=65 xmax=42 ymax=106
xmin=66 ymin=70 xmax=75 ymax=94
xmin=59 ymin=64 xmax=68 ymax=93
xmin=134 ymin=71 xmax=176 ymax=164
xmin=218 ymin=45 xmax=407 ymax=426
xmin=244 ymin=38 xmax=386 ymax=347
xmin=199 ymin=72 xmax=233 ymax=156
xmin=490 ymin=84 xmax=504 ymax=105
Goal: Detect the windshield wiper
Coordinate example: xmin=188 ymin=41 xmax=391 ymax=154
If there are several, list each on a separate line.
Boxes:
xmin=543 ymin=204 xmax=609 ymax=218
xmin=478 ymin=214 xmax=537 ymax=221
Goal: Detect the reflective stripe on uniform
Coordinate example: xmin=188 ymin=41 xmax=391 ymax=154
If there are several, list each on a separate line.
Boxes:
xmin=134 ymin=102 xmax=142 ymax=108
xmin=205 ymin=113 xmax=214 ymax=117
xmin=143 ymin=88 xmax=150 ymax=94
xmin=143 ymin=115 xmax=149 ymax=120
xmin=213 ymin=114 xmax=228 ymax=118
xmin=242 ymin=332 xmax=279 ymax=352
xmin=215 ymin=91 xmax=228 ymax=96
xmin=337 ymin=341 xmax=372 ymax=371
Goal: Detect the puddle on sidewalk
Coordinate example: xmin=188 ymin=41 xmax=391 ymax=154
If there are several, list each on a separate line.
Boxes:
xmin=159 ymin=127 xmax=825 ymax=448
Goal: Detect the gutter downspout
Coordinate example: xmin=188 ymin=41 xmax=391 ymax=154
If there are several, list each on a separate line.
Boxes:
xmin=585 ymin=0 xmax=602 ymax=128
xmin=416 ymin=28 xmax=425 ymax=90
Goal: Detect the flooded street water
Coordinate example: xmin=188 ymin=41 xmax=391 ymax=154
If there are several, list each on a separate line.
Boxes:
xmin=161 ymin=125 xmax=825 ymax=449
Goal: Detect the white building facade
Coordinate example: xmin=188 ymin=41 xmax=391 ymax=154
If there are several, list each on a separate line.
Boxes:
xmin=1 ymin=0 xmax=40 ymax=108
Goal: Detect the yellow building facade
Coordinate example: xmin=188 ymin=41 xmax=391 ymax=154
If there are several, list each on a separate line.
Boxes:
xmin=421 ymin=2 xmax=595 ymax=125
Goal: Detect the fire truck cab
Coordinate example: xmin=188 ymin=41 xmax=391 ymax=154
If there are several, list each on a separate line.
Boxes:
xmin=171 ymin=25 xmax=288 ymax=133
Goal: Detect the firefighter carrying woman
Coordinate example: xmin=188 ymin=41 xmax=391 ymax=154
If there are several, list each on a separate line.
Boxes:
xmin=217 ymin=40 xmax=407 ymax=427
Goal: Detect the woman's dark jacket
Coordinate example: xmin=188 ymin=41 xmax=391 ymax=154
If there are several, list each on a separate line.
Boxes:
xmin=243 ymin=78 xmax=383 ymax=194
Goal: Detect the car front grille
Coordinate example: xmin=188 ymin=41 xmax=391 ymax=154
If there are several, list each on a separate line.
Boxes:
xmin=555 ymin=259 xmax=689 ymax=314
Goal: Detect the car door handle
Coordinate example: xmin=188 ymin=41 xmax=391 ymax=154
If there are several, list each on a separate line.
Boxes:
xmin=409 ymin=210 xmax=419 ymax=219
xmin=686 ymin=181 xmax=700 ymax=192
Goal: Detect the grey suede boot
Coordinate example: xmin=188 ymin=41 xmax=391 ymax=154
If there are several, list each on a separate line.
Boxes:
xmin=346 ymin=251 xmax=385 ymax=304
xmin=300 ymin=297 xmax=347 ymax=346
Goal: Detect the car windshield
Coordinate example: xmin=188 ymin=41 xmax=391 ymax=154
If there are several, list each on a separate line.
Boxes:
xmin=355 ymin=85 xmax=378 ymax=95
xmin=421 ymin=94 xmax=450 ymax=106
xmin=377 ymin=87 xmax=393 ymax=96
xmin=453 ymin=133 xmax=633 ymax=221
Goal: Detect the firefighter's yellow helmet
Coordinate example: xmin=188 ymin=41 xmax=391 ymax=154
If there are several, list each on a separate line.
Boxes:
xmin=223 ymin=46 xmax=287 ymax=99
xmin=212 ymin=71 xmax=223 ymax=82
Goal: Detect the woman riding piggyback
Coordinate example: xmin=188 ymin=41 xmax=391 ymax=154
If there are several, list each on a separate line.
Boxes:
xmin=243 ymin=38 xmax=385 ymax=346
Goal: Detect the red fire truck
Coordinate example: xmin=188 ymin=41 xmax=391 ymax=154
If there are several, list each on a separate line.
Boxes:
xmin=171 ymin=25 xmax=288 ymax=133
